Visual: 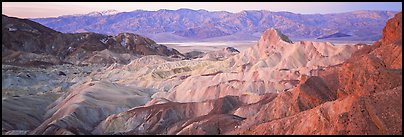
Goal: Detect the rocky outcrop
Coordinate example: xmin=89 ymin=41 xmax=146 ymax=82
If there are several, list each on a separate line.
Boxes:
xmin=239 ymin=86 xmax=402 ymax=135
xmin=336 ymin=50 xmax=402 ymax=98
xmin=233 ymin=11 xmax=403 ymax=135
xmin=337 ymin=11 xmax=402 ymax=98
xmin=373 ymin=11 xmax=402 ymax=69
xmin=381 ymin=12 xmax=402 ymax=46
xmin=293 ymin=76 xmax=337 ymax=111
xmin=227 ymin=76 xmax=337 ymax=133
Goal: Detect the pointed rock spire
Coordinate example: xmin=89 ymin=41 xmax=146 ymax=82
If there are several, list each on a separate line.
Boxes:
xmin=259 ymin=28 xmax=293 ymax=45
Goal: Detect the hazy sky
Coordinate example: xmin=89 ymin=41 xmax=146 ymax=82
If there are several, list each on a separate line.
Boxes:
xmin=2 ymin=2 xmax=402 ymax=18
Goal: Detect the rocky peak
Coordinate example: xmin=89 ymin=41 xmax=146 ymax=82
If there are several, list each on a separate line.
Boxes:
xmin=255 ymin=28 xmax=294 ymax=58
xmin=382 ymin=11 xmax=402 ymax=46
xmin=259 ymin=28 xmax=293 ymax=45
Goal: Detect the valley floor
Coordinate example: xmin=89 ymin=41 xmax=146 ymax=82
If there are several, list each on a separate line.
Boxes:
xmin=159 ymin=41 xmax=257 ymax=53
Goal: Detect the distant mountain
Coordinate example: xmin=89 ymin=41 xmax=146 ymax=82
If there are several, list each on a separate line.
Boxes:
xmin=30 ymin=9 xmax=398 ymax=42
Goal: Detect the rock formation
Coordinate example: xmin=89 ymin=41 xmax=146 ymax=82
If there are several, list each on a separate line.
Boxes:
xmin=164 ymin=28 xmax=360 ymax=103
xmin=1 ymin=12 xmax=401 ymax=135
xmin=233 ymin=11 xmax=403 ymax=135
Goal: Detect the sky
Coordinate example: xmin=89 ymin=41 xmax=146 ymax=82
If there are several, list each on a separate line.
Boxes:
xmin=2 ymin=2 xmax=402 ymax=18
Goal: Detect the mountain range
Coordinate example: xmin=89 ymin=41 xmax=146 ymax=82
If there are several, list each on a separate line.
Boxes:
xmin=30 ymin=9 xmax=398 ymax=42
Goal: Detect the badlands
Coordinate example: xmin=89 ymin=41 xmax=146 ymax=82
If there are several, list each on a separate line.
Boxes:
xmin=1 ymin=12 xmax=402 ymax=135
